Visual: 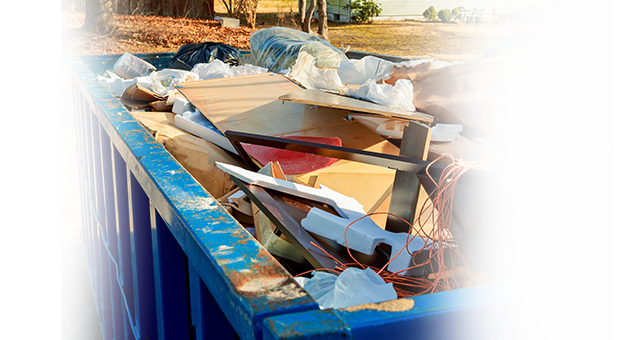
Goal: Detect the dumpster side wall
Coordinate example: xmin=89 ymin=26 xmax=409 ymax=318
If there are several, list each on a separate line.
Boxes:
xmin=67 ymin=54 xmax=318 ymax=340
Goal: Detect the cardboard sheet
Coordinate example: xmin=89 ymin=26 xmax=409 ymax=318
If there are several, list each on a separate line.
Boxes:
xmin=130 ymin=111 xmax=243 ymax=198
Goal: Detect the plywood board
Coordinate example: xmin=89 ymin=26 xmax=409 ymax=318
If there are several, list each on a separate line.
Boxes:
xmin=177 ymin=73 xmax=353 ymax=136
xmin=278 ymin=89 xmax=433 ymax=124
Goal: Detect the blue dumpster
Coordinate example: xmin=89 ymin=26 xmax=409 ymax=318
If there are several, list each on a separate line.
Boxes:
xmin=66 ymin=52 xmax=504 ymax=340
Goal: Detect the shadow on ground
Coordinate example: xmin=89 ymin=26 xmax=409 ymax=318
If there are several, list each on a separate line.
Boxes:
xmin=60 ymin=241 xmax=103 ymax=340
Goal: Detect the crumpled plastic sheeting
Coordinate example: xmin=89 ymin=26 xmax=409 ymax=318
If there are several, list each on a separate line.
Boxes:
xmin=294 ymin=268 xmax=397 ymax=309
xmin=285 ymin=51 xmax=343 ymax=91
xmin=520 ymin=161 xmax=555 ymax=183
xmin=191 ymin=60 xmax=268 ymax=80
xmin=341 ymin=78 xmax=416 ymax=112
xmin=399 ymin=58 xmax=459 ymax=70
xmin=337 ymin=56 xmax=394 ymax=86
xmin=338 ymin=56 xmax=459 ymax=86
xmin=148 ymin=69 xmax=199 ymax=96
xmin=249 ymin=27 xmax=348 ymax=73
xmin=113 ymin=52 xmax=156 ymax=79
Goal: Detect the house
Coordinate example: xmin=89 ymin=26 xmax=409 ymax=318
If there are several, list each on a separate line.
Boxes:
xmin=317 ymin=0 xmax=538 ymax=22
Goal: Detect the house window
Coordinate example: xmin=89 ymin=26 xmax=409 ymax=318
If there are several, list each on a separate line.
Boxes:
xmin=548 ymin=43 xmax=590 ymax=75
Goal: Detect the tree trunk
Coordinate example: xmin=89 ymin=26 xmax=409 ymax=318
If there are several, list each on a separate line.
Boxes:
xmin=84 ymin=0 xmax=116 ymax=34
xmin=316 ymin=0 xmax=328 ymax=40
xmin=207 ymin=0 xmax=215 ymax=18
xmin=243 ymin=0 xmax=259 ymax=28
xmin=302 ymin=0 xmax=316 ymax=34
xmin=298 ymin=0 xmax=306 ymax=25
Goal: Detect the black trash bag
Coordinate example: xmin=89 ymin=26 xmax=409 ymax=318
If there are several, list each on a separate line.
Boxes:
xmin=169 ymin=42 xmax=240 ymax=70
xmin=496 ymin=73 xmax=613 ymax=167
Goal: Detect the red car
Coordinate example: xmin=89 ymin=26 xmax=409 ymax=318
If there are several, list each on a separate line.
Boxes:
xmin=482 ymin=24 xmax=629 ymax=75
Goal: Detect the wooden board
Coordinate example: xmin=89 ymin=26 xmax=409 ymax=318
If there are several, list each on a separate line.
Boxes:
xmin=177 ymin=73 xmax=353 ymax=136
xmin=313 ymin=172 xmax=394 ymax=229
xmin=278 ymin=88 xmax=434 ymax=124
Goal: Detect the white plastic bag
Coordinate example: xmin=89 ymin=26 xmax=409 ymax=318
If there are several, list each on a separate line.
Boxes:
xmin=113 ymin=52 xmax=156 ymax=79
xmin=227 ymin=64 xmax=268 ymax=77
xmin=191 ymin=60 xmax=231 ymax=80
xmin=148 ymin=69 xmax=199 ymax=96
xmin=295 ymin=268 xmax=397 ymax=309
xmin=342 ymin=78 xmax=415 ymax=111
xmin=286 ymin=51 xmax=343 ymax=92
xmin=397 ymin=58 xmax=459 ymax=70
xmin=191 ymin=60 xmax=268 ymax=80
xmin=337 ymin=56 xmax=394 ymax=85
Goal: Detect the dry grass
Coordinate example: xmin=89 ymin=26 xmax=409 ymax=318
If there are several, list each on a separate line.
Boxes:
xmin=328 ymin=20 xmax=542 ymax=61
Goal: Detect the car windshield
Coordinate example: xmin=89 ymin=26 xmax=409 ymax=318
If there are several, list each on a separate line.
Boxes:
xmin=483 ymin=36 xmax=552 ymax=58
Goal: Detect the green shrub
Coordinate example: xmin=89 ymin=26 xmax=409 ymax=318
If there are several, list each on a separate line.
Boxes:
xmin=422 ymin=6 xmax=437 ymax=21
xmin=452 ymin=7 xmax=462 ymax=21
xmin=349 ymin=0 xmax=383 ymax=23
xmin=438 ymin=9 xmax=452 ymax=22
xmin=547 ymin=0 xmax=568 ymax=23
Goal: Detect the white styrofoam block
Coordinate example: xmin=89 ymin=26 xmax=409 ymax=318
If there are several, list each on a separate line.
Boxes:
xmin=227 ymin=190 xmax=245 ymax=203
xmin=172 ymin=97 xmax=193 ymax=115
xmin=220 ymin=17 xmax=240 ymax=28
xmin=431 ymin=124 xmax=463 ymax=142
xmin=135 ymin=76 xmax=152 ymax=91
xmin=174 ymin=115 xmax=237 ymax=154
xmin=594 ymin=144 xmax=629 ymax=166
xmin=215 ymin=162 xmax=432 ymax=275
xmin=101 ymin=77 xmax=137 ymax=97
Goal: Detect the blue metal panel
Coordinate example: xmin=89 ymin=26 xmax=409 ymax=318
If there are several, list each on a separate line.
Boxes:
xmin=67 ymin=52 xmax=319 ymax=340
xmin=109 ymin=259 xmax=125 ymax=340
xmin=151 ymin=207 xmax=190 ymax=340
xmin=264 ymin=265 xmax=629 ymax=339
xmin=113 ymin=148 xmax=136 ymax=320
xmin=128 ymin=171 xmax=158 ymax=340
xmin=188 ymin=261 xmax=237 ymax=340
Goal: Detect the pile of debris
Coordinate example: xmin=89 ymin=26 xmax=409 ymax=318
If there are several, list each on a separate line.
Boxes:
xmin=100 ymin=27 xmax=505 ymax=310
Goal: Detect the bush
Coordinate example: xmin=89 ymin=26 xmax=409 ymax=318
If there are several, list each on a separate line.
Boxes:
xmin=349 ymin=0 xmax=383 ymax=23
xmin=548 ymin=0 xmax=568 ymax=23
xmin=452 ymin=7 xmax=462 ymax=21
xmin=438 ymin=9 xmax=452 ymax=22
xmin=422 ymin=6 xmax=437 ymax=21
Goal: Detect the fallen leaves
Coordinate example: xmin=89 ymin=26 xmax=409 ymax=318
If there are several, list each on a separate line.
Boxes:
xmin=62 ymin=11 xmax=254 ymax=55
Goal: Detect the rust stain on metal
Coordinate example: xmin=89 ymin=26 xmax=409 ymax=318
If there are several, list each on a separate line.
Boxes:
xmin=342 ymin=298 xmax=415 ymax=313
xmin=227 ymin=260 xmax=307 ymax=302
